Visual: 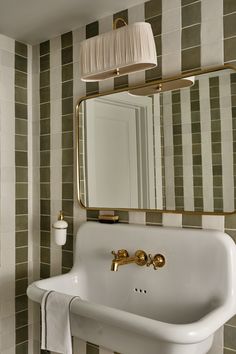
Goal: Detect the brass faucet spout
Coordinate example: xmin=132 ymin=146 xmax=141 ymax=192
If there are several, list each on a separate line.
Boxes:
xmin=111 ymin=261 xmax=118 ymax=272
xmin=110 ymin=250 xmax=147 ymax=271
xmin=111 ymin=256 xmax=136 ymax=271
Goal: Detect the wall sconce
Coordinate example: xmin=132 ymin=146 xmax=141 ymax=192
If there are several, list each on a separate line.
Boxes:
xmin=79 ymin=20 xmax=157 ymax=81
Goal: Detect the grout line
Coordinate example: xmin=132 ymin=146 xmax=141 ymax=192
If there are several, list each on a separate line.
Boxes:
xmin=39 ymin=53 xmax=50 ymax=58
xmin=15 ymin=323 xmax=28 ymax=331
xmin=181 ymin=44 xmax=201 ymax=51
xmin=224 ymin=34 xmax=236 ymax=41
xmin=181 ymin=1 xmax=201 ymax=9
xmin=223 ymin=11 xmax=236 ymax=17
xmin=15 ymin=68 xmax=28 ymax=75
xmin=224 ymin=347 xmax=236 ymax=353
xmin=145 ymin=13 xmax=162 ymax=21
xmin=225 ymin=323 xmax=236 ymax=328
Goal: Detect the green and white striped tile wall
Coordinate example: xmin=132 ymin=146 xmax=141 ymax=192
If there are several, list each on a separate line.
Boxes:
xmin=39 ymin=33 xmax=74 ymax=279
xmin=40 ymin=39 xmax=51 ymax=280
xmin=0 ymin=0 xmax=235 ymax=353
xmin=15 ymin=41 xmax=29 ymax=353
xmin=0 ymin=35 xmax=31 ymax=353
xmin=61 ymin=32 xmax=74 ymax=274
xmin=0 ymin=36 xmax=15 ymax=354
xmin=160 ymin=71 xmax=236 ymax=212
xmin=35 ymin=0 xmax=236 ymax=354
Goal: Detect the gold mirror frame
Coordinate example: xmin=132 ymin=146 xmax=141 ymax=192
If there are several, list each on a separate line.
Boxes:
xmin=76 ymin=64 xmax=236 ymax=215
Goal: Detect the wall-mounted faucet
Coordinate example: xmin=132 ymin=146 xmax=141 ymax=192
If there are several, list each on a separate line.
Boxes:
xmin=111 ymin=249 xmax=165 ymax=271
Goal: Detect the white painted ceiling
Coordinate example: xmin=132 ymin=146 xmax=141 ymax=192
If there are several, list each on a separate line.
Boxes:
xmin=0 ymin=0 xmax=146 ymax=45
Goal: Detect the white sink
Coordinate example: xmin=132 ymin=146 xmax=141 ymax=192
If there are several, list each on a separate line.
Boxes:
xmin=27 ymin=222 xmax=236 ymax=354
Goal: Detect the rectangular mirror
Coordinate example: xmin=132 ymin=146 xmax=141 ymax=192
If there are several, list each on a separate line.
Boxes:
xmin=77 ymin=65 xmax=236 ymax=214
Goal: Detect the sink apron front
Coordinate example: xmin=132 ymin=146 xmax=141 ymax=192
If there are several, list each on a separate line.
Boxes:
xmin=27 ymin=222 xmax=236 ymax=354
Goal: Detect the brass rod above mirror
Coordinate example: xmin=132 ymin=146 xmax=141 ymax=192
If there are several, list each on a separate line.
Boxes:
xmin=76 ymin=64 xmax=236 ymax=215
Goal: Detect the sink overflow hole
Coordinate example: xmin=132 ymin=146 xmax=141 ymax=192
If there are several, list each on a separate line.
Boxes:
xmin=134 ymin=288 xmax=147 ymax=294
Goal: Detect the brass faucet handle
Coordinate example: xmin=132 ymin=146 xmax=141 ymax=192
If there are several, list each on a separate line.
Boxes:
xmin=111 ymin=250 xmax=118 ymax=259
xmin=111 ymin=249 xmax=129 ymax=259
xmin=134 ymin=250 xmax=148 ymax=266
xmin=147 ymin=253 xmax=166 ymax=270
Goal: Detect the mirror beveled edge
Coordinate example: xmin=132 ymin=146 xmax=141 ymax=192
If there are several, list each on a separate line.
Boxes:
xmin=76 ymin=64 xmax=236 ymax=215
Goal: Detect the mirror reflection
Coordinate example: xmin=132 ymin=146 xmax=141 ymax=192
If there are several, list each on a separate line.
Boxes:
xmin=78 ymin=67 xmax=236 ymax=213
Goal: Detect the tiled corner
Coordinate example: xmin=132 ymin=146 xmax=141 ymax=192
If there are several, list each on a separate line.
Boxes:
xmin=15 ymin=40 xmax=29 ymax=352
xmin=39 ymin=40 xmax=51 ymax=280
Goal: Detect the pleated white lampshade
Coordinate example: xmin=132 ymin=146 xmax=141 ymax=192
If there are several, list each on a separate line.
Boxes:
xmin=80 ymin=22 xmax=157 ymax=82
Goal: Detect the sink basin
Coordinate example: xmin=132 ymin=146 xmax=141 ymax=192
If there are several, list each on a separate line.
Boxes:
xmin=27 ymin=222 xmax=236 ymax=354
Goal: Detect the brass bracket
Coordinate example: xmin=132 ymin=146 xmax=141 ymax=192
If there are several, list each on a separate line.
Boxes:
xmin=113 ymin=17 xmax=128 ymax=30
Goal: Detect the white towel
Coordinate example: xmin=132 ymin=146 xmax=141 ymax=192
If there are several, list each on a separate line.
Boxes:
xmin=41 ymin=290 xmax=78 ymax=354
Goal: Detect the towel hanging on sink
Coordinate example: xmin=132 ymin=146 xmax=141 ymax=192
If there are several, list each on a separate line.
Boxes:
xmin=41 ymin=290 xmax=78 ymax=354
